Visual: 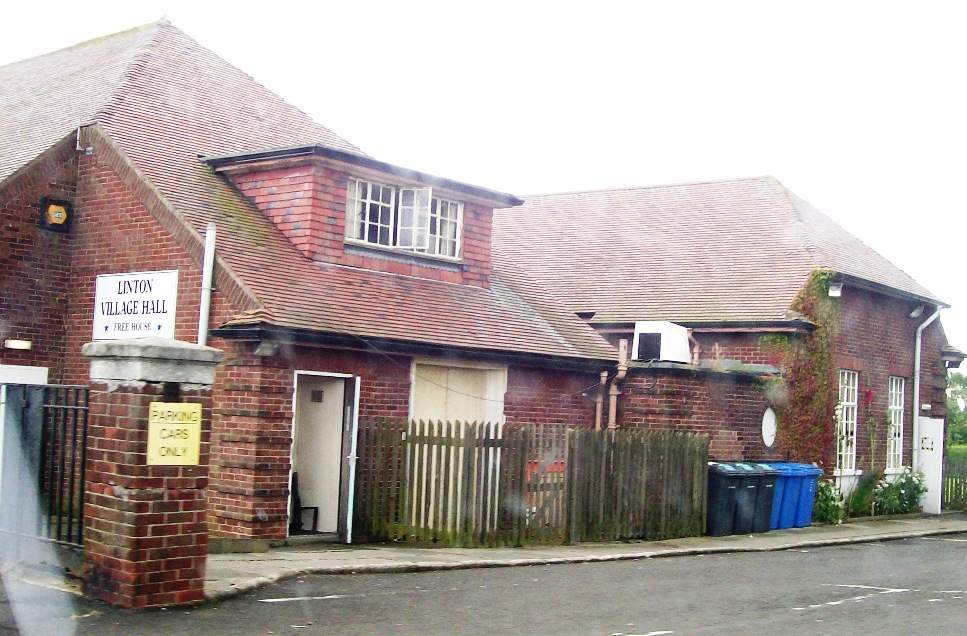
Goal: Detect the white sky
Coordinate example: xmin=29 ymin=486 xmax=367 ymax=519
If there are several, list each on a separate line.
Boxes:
xmin=4 ymin=1 xmax=966 ymax=361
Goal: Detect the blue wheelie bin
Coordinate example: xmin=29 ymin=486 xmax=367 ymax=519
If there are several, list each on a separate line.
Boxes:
xmin=793 ymin=464 xmax=825 ymax=527
xmin=769 ymin=462 xmax=806 ymax=530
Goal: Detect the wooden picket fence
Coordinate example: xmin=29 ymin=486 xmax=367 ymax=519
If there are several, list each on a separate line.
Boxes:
xmin=943 ymin=456 xmax=967 ymax=510
xmin=352 ymin=419 xmax=708 ymax=546
xmin=566 ymin=428 xmax=708 ymax=542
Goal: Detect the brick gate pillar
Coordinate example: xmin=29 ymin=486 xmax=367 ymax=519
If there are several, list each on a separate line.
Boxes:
xmin=81 ymin=337 xmax=223 ymax=608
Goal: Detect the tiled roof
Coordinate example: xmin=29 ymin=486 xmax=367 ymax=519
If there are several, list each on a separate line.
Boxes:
xmin=492 ymin=177 xmax=941 ymax=324
xmin=1 ymin=21 xmax=615 ymax=364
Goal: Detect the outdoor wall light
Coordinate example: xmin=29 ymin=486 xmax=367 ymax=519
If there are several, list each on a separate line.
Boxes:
xmin=39 ymin=197 xmax=72 ymax=233
xmin=3 ymin=339 xmax=32 ymax=350
xmin=910 ymin=305 xmax=925 ymax=319
xmin=828 ymin=283 xmax=842 ymax=297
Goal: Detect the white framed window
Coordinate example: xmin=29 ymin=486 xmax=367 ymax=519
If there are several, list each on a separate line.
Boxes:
xmin=837 ymin=370 xmax=858 ymax=472
xmin=346 ymin=178 xmax=463 ymax=259
xmin=887 ymin=376 xmax=905 ymax=471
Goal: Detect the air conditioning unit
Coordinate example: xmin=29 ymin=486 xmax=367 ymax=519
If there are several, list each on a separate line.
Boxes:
xmin=631 ymin=321 xmax=691 ymax=363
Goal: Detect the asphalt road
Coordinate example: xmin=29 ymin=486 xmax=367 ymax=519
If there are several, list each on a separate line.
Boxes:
xmin=4 ymin=534 xmax=967 ymax=635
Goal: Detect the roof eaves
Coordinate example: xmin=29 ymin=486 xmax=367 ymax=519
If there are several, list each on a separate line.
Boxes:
xmin=0 ymin=133 xmax=77 ymax=199
xmin=210 ymin=324 xmax=615 ymax=372
xmin=835 ymin=272 xmax=947 ymax=308
xmin=202 ymin=144 xmax=524 ymax=208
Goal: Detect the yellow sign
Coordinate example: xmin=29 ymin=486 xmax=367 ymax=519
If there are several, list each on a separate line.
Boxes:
xmin=147 ymin=402 xmax=202 ymax=466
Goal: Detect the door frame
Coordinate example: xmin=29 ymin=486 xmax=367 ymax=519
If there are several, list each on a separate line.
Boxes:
xmin=290 ymin=371 xmax=360 ymax=542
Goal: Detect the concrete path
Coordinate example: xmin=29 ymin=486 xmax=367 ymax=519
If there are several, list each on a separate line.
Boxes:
xmin=205 ymin=512 xmax=967 ymax=601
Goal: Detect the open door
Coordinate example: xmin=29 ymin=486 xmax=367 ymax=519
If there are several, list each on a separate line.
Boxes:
xmin=339 ymin=376 xmax=360 ymax=543
xmin=290 ymin=374 xmax=358 ymax=539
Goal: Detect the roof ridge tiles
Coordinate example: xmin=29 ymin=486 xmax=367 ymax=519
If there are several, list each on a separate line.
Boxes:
xmin=93 ymin=21 xmax=168 ymax=127
xmin=517 ymin=175 xmax=776 ymax=199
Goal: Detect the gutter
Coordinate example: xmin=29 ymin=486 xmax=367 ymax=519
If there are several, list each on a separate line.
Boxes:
xmin=913 ymin=306 xmax=943 ymax=467
xmin=209 ymin=324 xmax=616 ymax=373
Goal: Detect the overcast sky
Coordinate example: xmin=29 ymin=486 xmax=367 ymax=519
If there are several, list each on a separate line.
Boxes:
xmin=4 ymin=1 xmax=965 ymax=362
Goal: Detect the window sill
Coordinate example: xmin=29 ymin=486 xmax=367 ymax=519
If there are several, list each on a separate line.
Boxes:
xmin=832 ymin=468 xmax=863 ymax=478
xmin=343 ymin=240 xmax=464 ymax=270
xmin=884 ymin=467 xmax=906 ymax=476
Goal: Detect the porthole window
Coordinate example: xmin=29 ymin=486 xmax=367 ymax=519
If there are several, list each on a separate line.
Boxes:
xmin=762 ymin=407 xmax=777 ymax=448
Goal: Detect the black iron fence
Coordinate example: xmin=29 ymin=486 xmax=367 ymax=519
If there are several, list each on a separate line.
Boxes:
xmin=0 ymin=384 xmax=89 ymax=548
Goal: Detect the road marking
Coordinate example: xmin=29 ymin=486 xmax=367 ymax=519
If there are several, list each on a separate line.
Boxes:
xmin=792 ymin=584 xmax=910 ymax=611
xmin=260 ymin=594 xmax=345 ymax=603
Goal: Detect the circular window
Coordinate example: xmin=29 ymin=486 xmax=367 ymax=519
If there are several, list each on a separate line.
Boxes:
xmin=762 ymin=407 xmax=777 ymax=448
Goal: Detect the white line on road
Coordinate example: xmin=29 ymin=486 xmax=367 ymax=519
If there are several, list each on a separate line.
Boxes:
xmin=260 ymin=594 xmax=345 ymax=603
xmin=792 ymin=584 xmax=911 ymax=611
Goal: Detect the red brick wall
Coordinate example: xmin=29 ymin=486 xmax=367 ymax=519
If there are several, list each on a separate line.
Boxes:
xmin=692 ymin=332 xmax=781 ymax=366
xmin=618 ymin=368 xmax=782 ymax=462
xmin=223 ymin=162 xmax=492 ymax=288
xmin=504 ymin=367 xmax=599 ymax=427
xmin=836 ymin=286 xmax=948 ymax=471
xmin=0 ymin=144 xmax=77 ymax=378
xmin=205 ymin=344 xmax=414 ymax=538
xmin=206 ymin=340 xmax=603 ymax=538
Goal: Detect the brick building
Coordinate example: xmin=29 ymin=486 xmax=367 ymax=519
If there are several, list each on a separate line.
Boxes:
xmin=0 ymin=21 xmax=961 ymax=547
xmin=493 ymin=179 xmax=964 ymax=492
xmin=0 ymin=22 xmax=616 ymax=542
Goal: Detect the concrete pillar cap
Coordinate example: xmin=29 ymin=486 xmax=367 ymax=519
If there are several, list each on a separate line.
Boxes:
xmin=82 ymin=337 xmax=224 ymax=384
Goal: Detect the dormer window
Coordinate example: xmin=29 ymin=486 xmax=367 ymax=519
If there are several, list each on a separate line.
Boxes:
xmin=346 ymin=178 xmax=463 ymax=259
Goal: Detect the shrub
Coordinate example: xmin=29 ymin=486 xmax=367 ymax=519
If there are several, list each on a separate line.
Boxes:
xmin=812 ymin=478 xmax=844 ymax=524
xmin=874 ymin=469 xmax=926 ymax=516
xmin=845 ymin=470 xmax=882 ymax=518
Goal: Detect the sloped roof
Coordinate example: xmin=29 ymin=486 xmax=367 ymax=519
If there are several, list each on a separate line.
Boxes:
xmin=492 ymin=177 xmax=941 ymax=324
xmin=1 ymin=21 xmax=614 ymax=365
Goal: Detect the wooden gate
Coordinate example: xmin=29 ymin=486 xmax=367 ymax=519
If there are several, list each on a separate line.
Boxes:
xmin=943 ymin=454 xmax=967 ymax=510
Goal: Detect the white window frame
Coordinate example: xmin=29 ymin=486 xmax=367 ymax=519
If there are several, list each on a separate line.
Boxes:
xmin=346 ymin=178 xmax=463 ymax=260
xmin=887 ymin=376 xmax=905 ymax=472
xmin=837 ymin=370 xmax=858 ymax=473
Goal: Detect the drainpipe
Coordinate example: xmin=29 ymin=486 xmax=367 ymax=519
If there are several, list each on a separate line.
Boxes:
xmin=687 ymin=330 xmax=701 ymax=365
xmin=594 ymin=371 xmax=608 ymax=430
xmin=607 ymin=339 xmax=629 ymax=429
xmin=197 ymin=222 xmax=216 ymax=346
xmin=912 ymin=305 xmax=942 ymax=467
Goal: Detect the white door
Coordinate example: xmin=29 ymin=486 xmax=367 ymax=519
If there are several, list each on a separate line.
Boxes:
xmin=917 ymin=417 xmax=945 ymax=514
xmin=291 ymin=375 xmax=347 ymax=534
xmin=0 ymin=366 xmax=49 ymax=499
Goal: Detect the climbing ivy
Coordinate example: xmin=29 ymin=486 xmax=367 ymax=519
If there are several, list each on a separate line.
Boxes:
xmin=760 ymin=270 xmax=840 ymax=470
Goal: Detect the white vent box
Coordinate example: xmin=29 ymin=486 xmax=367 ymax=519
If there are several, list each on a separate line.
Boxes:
xmin=631 ymin=321 xmax=691 ymax=363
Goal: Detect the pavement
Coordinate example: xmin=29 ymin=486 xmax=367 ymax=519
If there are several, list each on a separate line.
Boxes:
xmin=6 ymin=512 xmax=967 ymax=603
xmin=202 ymin=512 xmax=967 ymax=601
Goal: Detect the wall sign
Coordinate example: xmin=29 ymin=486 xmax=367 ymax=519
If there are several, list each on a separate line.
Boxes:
xmin=92 ymin=270 xmax=178 ymax=340
xmin=147 ymin=402 xmax=201 ymax=466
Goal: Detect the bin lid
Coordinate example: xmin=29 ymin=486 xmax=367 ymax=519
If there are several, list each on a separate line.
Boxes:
xmin=767 ymin=461 xmax=809 ymax=476
xmin=749 ymin=462 xmax=782 ymax=476
xmin=733 ymin=462 xmax=780 ymax=476
xmin=708 ymin=461 xmax=741 ymax=475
